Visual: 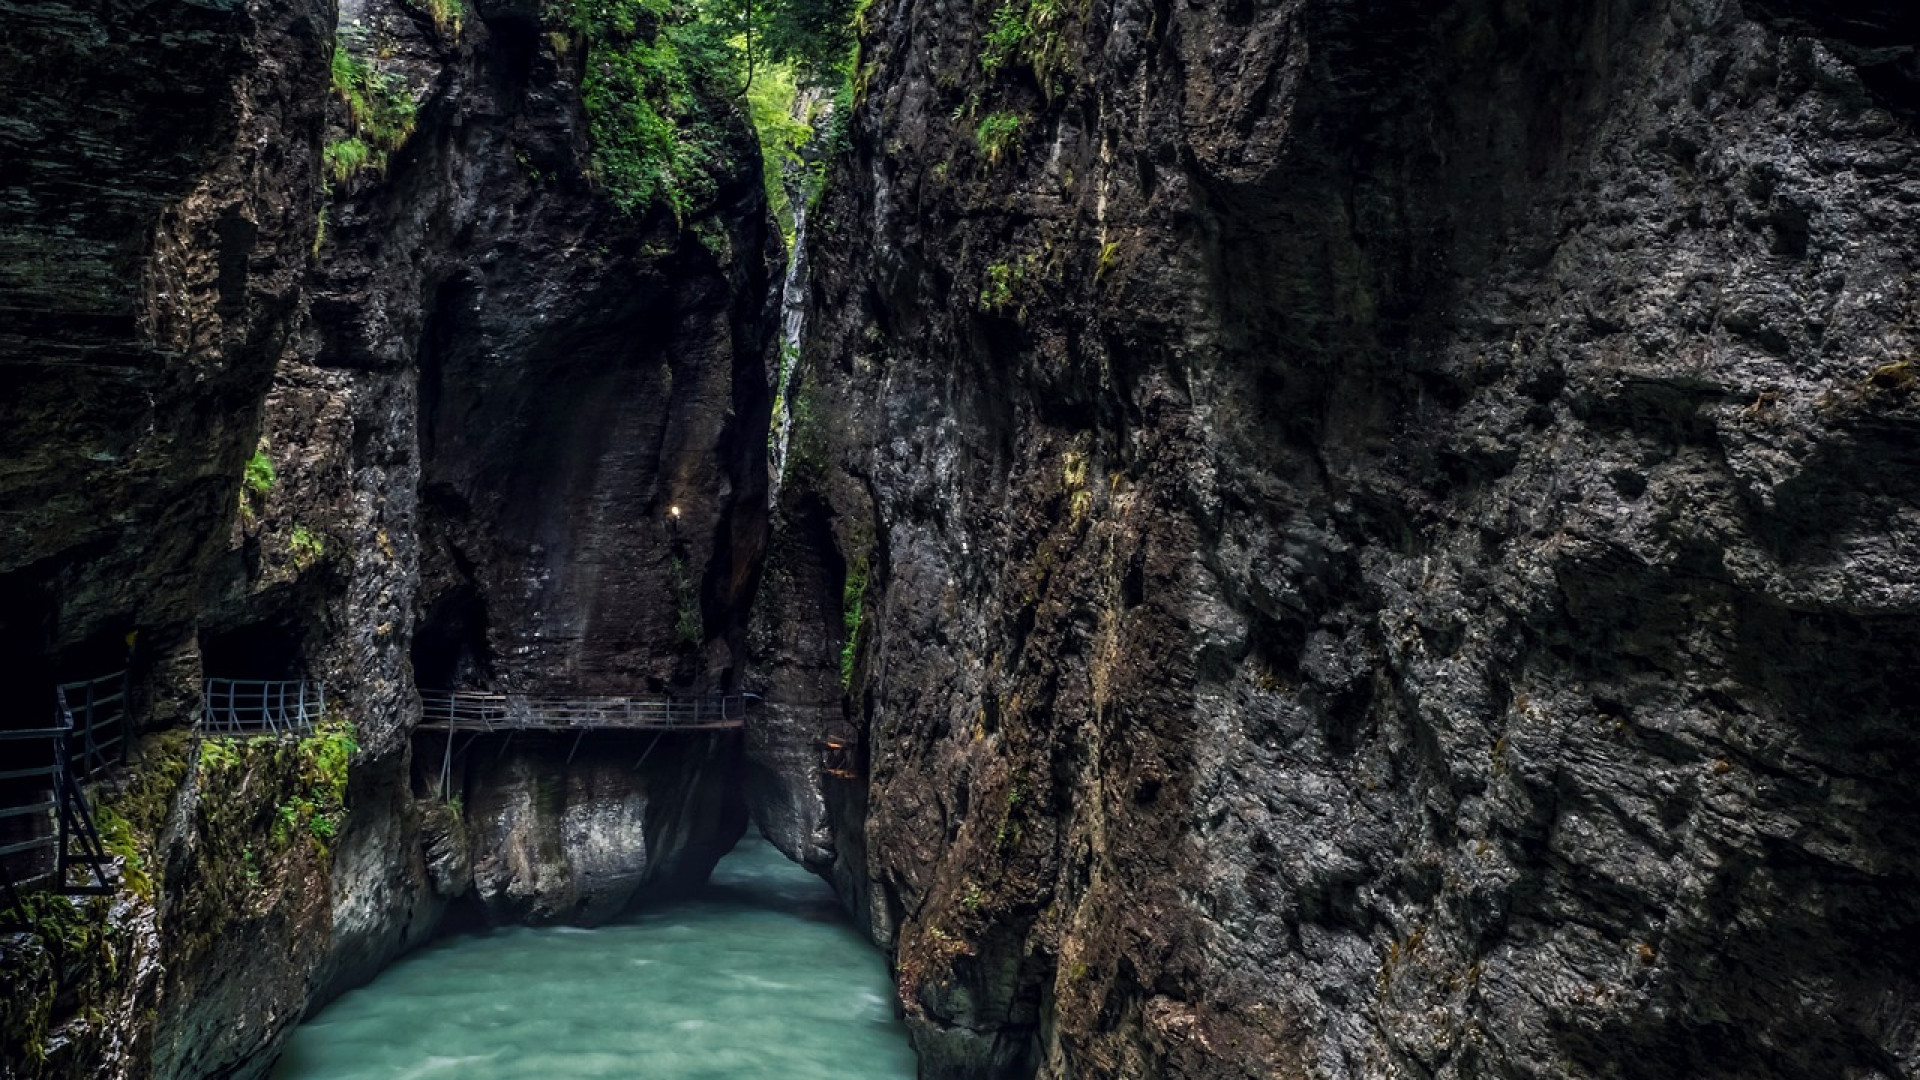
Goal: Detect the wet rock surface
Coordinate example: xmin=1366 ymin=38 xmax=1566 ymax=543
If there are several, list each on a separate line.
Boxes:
xmin=450 ymin=732 xmax=747 ymax=925
xmin=2 ymin=0 xmax=772 ymax=1075
xmin=785 ymin=0 xmax=1920 ymax=1076
xmin=0 ymin=0 xmax=329 ymax=690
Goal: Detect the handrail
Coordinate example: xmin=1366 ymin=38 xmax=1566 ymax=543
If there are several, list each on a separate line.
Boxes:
xmin=417 ymin=690 xmax=751 ymax=732
xmin=57 ymin=669 xmax=130 ymax=782
xmin=0 ymin=699 xmax=114 ymax=917
xmin=199 ymin=678 xmax=326 ymax=736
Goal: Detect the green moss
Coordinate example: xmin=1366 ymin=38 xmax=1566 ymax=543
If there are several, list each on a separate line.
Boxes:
xmin=0 ymin=723 xmax=358 ymax=1074
xmin=92 ymin=729 xmax=195 ymax=905
xmin=91 ymin=806 xmax=151 ymax=901
xmin=0 ymin=892 xmax=126 ymax=1069
xmin=975 ymin=110 xmax=1022 ymax=164
xmin=323 ymin=136 xmax=373 ymax=183
xmin=669 ymin=554 xmax=703 ymax=646
xmin=270 ymin=719 xmax=358 ymax=854
xmin=244 ymin=449 xmax=277 ymax=495
xmin=289 ymin=525 xmax=326 ymax=569
xmin=839 ymin=551 xmax=869 ymax=689
xmin=783 ymin=377 xmax=828 ymax=483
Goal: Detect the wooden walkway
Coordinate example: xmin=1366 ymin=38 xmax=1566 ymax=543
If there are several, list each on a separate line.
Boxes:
xmin=417 ymin=691 xmax=752 ymax=732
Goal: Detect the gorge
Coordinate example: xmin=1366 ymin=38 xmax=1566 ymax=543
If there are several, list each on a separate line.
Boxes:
xmin=3 ymin=0 xmax=1919 ymax=1078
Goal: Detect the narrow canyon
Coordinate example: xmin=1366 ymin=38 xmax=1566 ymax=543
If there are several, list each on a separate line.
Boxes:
xmin=2 ymin=0 xmax=1917 ymax=1078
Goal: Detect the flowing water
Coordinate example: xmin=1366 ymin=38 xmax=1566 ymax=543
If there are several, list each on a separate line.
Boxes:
xmin=270 ymin=835 xmax=916 ymax=1080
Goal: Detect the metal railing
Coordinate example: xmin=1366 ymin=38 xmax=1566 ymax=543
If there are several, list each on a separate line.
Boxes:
xmin=58 ymin=670 xmax=130 ymax=782
xmin=199 ymin=679 xmax=326 ymax=736
xmin=417 ymin=690 xmax=752 ymax=732
xmin=0 ymin=711 xmax=115 ymax=921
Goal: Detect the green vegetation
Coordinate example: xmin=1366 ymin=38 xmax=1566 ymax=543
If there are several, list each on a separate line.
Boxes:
xmin=244 ymin=449 xmax=276 ymax=495
xmin=978 ymin=258 xmax=1024 ymax=311
xmin=327 ymin=34 xmax=418 ymax=182
xmin=323 ymin=136 xmax=373 ymax=183
xmin=289 ymin=525 xmax=326 ymax=569
xmin=199 ymin=736 xmax=239 ymax=773
xmin=975 ymin=110 xmax=1022 ymax=163
xmin=559 ymin=0 xmax=870 ymax=227
xmin=90 ymin=806 xmax=152 ymax=900
xmin=419 ymin=0 xmax=465 ymax=32
xmin=981 ymin=1 xmax=1030 ymax=72
xmin=566 ymin=0 xmax=740 ymax=218
xmin=783 ymin=376 xmax=828 ymax=481
xmin=269 ymin=719 xmax=358 ymax=853
xmin=744 ymin=59 xmax=817 ymax=245
xmin=669 ymin=553 xmax=703 ymax=646
xmin=839 ymin=551 xmax=870 ymax=689
xmin=240 ymin=447 xmax=276 ymax=524
xmin=977 ymin=0 xmax=1070 ymax=90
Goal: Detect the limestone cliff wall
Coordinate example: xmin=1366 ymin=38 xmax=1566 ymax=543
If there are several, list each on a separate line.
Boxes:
xmin=782 ymin=0 xmax=1920 ymax=1076
xmin=1 ymin=0 xmax=770 ymax=1074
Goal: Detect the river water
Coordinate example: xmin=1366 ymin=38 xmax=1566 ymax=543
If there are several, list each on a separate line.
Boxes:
xmin=270 ymin=835 xmax=916 ymax=1080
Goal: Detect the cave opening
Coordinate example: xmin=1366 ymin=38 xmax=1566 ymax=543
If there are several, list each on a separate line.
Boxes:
xmin=198 ymin=619 xmax=307 ymax=681
xmin=411 ymin=586 xmax=493 ymax=691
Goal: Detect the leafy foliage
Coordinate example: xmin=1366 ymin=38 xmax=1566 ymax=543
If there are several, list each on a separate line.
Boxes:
xmin=981 ymin=2 xmax=1030 ymax=73
xmin=270 ymin=720 xmax=358 ymax=852
xmin=568 ymin=0 xmax=740 ymax=218
xmin=327 ymin=36 xmax=417 ymax=181
xmin=978 ymin=0 xmax=1069 ymax=90
xmin=975 ymin=110 xmax=1022 ymax=163
xmin=240 ymin=447 xmax=275 ymax=525
xmin=243 ymin=449 xmax=276 ymax=495
xmin=744 ymin=59 xmax=816 ymax=243
xmin=566 ymin=0 xmax=868 ymax=225
xmin=323 ymin=136 xmax=373 ymax=184
xmin=979 ymin=258 xmax=1024 ymax=310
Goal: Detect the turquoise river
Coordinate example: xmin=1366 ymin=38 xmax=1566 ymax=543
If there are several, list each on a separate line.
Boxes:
xmin=270 ymin=835 xmax=917 ymax=1080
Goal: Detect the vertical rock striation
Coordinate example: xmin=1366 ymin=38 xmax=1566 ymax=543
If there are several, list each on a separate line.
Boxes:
xmin=784 ymin=0 xmax=1920 ymax=1076
xmin=0 ymin=0 xmax=329 ymax=687
xmin=3 ymin=0 xmax=772 ymax=1074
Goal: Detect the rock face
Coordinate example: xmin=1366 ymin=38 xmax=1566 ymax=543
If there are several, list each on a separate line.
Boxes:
xmin=448 ymin=731 xmax=746 ymax=925
xmin=2 ymin=0 xmax=771 ymax=1074
xmin=783 ymin=0 xmax=1920 ymax=1076
xmin=0 ymin=0 xmax=328 ymax=695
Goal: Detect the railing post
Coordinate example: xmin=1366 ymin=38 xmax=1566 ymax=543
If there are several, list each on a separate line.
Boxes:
xmin=118 ymin=669 xmax=131 ymax=768
xmin=82 ymin=681 xmax=97 ymax=777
